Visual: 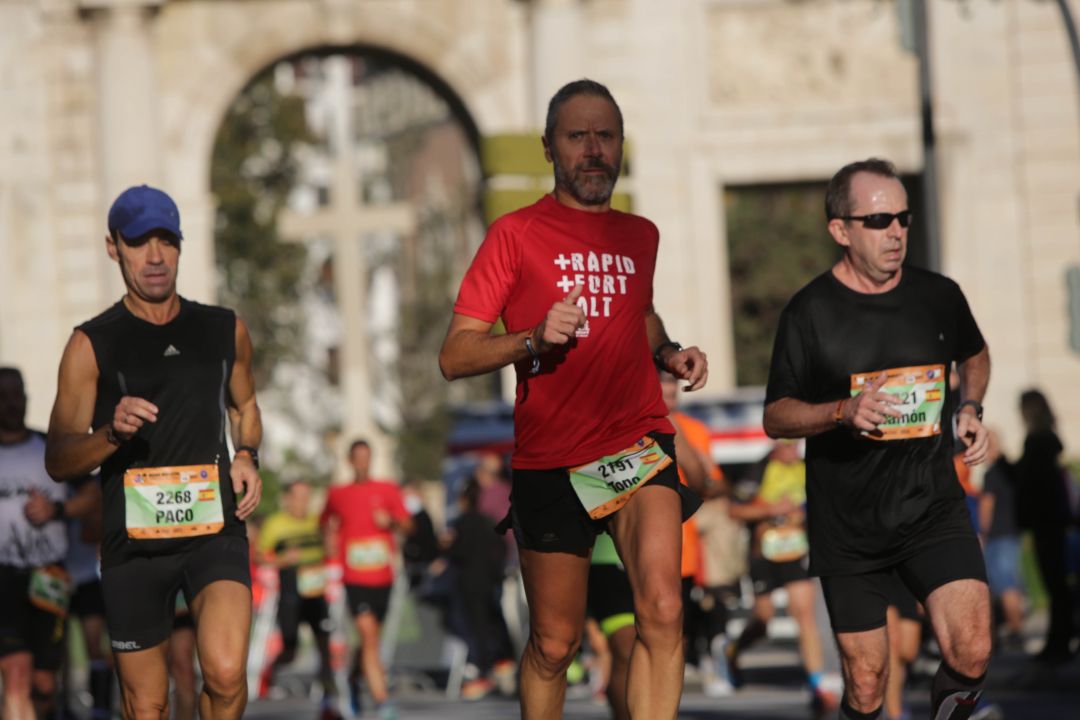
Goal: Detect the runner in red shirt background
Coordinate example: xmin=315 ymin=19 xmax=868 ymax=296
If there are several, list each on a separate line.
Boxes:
xmin=320 ymin=439 xmax=413 ymax=720
xmin=440 ymin=79 xmax=708 ymax=720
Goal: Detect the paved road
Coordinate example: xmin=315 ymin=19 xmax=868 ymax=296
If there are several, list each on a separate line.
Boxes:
xmin=240 ymin=640 xmax=1080 ymax=719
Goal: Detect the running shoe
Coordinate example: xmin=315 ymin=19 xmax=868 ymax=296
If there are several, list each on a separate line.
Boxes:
xmin=723 ymin=640 xmax=744 ymax=688
xmin=461 ymin=677 xmax=494 ymax=700
xmin=375 ymin=702 xmax=399 ymax=720
xmin=492 ymin=658 xmax=517 ymax=696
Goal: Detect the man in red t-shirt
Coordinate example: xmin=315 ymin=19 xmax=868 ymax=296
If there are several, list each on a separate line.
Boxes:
xmin=320 ymin=439 xmax=412 ymax=720
xmin=439 ymin=79 xmax=708 ymax=720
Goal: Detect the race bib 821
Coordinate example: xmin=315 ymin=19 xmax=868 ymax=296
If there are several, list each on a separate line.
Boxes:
xmin=850 ymin=364 xmax=946 ymax=441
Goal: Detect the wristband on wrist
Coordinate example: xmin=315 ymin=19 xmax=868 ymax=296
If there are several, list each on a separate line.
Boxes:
xmin=235 ymin=445 xmax=260 ymax=469
xmin=653 ymin=340 xmax=683 ymax=371
xmin=524 ymin=332 xmax=541 ymax=375
xmin=956 ymin=399 xmax=983 ymax=421
xmin=833 ymin=399 xmax=846 ymax=428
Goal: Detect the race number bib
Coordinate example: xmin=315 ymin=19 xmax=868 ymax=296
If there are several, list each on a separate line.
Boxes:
xmin=297 ymin=565 xmax=328 ymax=598
xmin=124 ymin=464 xmax=225 ymax=539
xmin=761 ymin=526 xmax=809 ymax=563
xmin=851 ymin=364 xmax=946 ymax=441
xmin=346 ymin=538 xmax=390 ymax=572
xmin=569 ymin=436 xmax=673 ymax=520
xmin=29 ymin=565 xmax=73 ymax=616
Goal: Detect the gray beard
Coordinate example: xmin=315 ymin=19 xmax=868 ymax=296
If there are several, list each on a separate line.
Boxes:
xmin=553 ymin=157 xmax=618 ymax=206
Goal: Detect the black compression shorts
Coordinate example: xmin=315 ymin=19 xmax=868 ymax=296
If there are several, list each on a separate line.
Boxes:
xmin=278 ymin=590 xmax=331 ymax=649
xmin=821 ymin=534 xmax=985 ymax=633
xmin=101 ymin=534 xmax=251 ymax=652
xmin=0 ymin=565 xmax=67 ymax=671
xmin=508 ymin=433 xmax=693 ymax=556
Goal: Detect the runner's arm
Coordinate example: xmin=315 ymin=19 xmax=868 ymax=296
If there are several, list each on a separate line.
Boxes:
xmin=645 ymin=306 xmax=707 ymax=391
xmin=765 ymin=375 xmax=899 ymax=438
xmin=438 ymin=313 xmax=534 ymax=380
xmin=227 ymin=317 xmax=262 ymax=519
xmin=45 ymin=331 xmax=117 ymax=481
xmin=728 ymin=497 xmax=794 ymax=522
xmin=955 ymin=344 xmax=991 ymax=465
xmin=673 ymin=426 xmax=708 ymax=495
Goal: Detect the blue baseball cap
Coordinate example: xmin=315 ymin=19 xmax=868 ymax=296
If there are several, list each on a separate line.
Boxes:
xmin=107 ymin=185 xmax=183 ymax=241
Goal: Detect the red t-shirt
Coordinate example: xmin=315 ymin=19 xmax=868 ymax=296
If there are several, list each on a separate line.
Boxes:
xmin=453 ymin=195 xmax=674 ymax=469
xmin=320 ymin=480 xmax=410 ymax=587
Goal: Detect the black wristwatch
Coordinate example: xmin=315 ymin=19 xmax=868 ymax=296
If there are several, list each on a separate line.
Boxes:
xmin=235 ymin=445 xmax=260 ymax=469
xmin=956 ymin=400 xmax=983 ymax=421
xmin=653 ymin=341 xmax=683 ymax=371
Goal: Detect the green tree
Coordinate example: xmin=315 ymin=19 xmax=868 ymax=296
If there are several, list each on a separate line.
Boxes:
xmin=211 ymin=74 xmax=314 ymax=387
xmin=725 ymin=183 xmax=838 ymax=386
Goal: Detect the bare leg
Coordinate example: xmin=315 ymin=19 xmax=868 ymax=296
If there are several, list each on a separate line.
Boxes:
xmin=605 ymin=625 xmax=635 ymax=720
xmin=115 ymin=644 xmax=171 ymax=720
xmin=835 ymin=626 xmax=889 ymax=714
xmin=924 ymin=579 xmax=991 ymax=719
xmin=168 ymin=626 xmax=198 ymax=720
xmin=354 ymin=613 xmax=389 ymax=705
xmin=518 ymin=548 xmax=591 ymax=720
xmin=999 ymin=588 xmax=1024 ymax=638
xmin=191 ymin=581 xmax=251 ymax=720
xmin=1 ymin=651 xmax=35 ymax=720
xmin=609 ymin=482 xmax=685 ymax=720
xmin=786 ymin=579 xmax=824 ymax=675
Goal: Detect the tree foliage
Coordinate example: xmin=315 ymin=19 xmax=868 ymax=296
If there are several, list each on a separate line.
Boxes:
xmin=211 ymin=75 xmax=315 ymax=388
xmin=725 ymin=183 xmax=838 ymax=386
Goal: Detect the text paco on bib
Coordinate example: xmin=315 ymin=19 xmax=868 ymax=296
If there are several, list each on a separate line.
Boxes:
xmin=569 ymin=436 xmax=673 ymax=520
xmin=124 ymin=464 xmax=225 ymax=539
xmin=850 ymin=364 xmax=946 ymax=441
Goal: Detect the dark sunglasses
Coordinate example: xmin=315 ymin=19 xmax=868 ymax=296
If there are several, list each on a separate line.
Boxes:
xmin=840 ymin=210 xmax=912 ymax=230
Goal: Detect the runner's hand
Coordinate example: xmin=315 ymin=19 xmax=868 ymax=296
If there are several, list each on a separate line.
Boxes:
xmin=844 ymin=374 xmax=902 ymax=432
xmin=533 ymin=284 xmax=586 ymax=352
xmin=110 ymin=396 xmax=159 ymax=442
xmin=956 ymin=408 xmax=989 ymax=466
xmin=24 ymin=489 xmax=57 ymax=526
xmin=663 ymin=346 xmax=709 ymax=391
xmin=231 ymin=453 xmax=261 ymax=520
xmin=373 ymin=508 xmax=392 ymax=530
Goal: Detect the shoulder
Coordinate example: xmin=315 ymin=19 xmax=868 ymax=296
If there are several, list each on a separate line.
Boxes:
xmin=77 ymin=301 xmax=126 ymax=334
xmin=488 ymin=199 xmax=548 ymax=238
xmin=905 ymin=266 xmax=963 ymax=295
xmin=612 ymin=209 xmax=660 ymax=244
xmin=782 ymin=272 xmax=834 ymax=317
xmin=183 ymin=298 xmax=237 ymax=322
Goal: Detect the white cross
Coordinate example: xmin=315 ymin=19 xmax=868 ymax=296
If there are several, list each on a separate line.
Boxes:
xmin=553 ymin=254 xmax=572 ymax=270
xmin=278 ymin=57 xmax=415 ymax=479
xmin=556 ymin=275 xmax=576 ymax=293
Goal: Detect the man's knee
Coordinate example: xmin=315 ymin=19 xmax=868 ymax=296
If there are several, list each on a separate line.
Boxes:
xmin=843 ymin=660 xmax=887 ymax=708
xmin=636 ymin=585 xmax=683 ymax=634
xmin=122 ymin=690 xmax=169 ymax=720
xmin=941 ymin=630 xmax=991 ymax=678
xmin=201 ymin=655 xmax=246 ymax=700
xmin=528 ymin=627 xmax=581 ymax=676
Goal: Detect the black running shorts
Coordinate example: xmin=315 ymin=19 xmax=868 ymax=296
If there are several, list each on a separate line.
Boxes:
xmin=508 ymin=433 xmax=690 ymax=556
xmin=69 ymin=579 xmax=106 ymax=619
xmin=821 ymin=534 xmax=986 ymax=633
xmin=344 ymin=584 xmax=392 ymax=623
xmin=101 ymin=534 xmax=251 ymax=652
xmin=278 ymin=590 xmax=331 ymax=649
xmin=0 ymin=565 xmax=67 ymax=671
xmin=749 ymin=555 xmax=810 ymax=596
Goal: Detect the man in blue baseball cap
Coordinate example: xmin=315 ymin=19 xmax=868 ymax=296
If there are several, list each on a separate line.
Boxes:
xmin=46 ymin=184 xmax=264 ymax=720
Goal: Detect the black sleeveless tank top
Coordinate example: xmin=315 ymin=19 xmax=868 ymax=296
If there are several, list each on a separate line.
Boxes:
xmin=79 ymin=297 xmax=245 ymax=568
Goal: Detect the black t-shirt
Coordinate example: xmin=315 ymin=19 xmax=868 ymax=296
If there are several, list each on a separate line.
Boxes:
xmin=766 ymin=267 xmax=985 ymax=575
xmin=79 ymin=298 xmax=245 ymax=569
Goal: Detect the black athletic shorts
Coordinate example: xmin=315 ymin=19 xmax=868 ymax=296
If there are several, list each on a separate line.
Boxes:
xmin=345 ymin=584 xmax=392 ymax=623
xmin=69 ymin=579 xmax=106 ymax=619
xmin=0 ymin=565 xmax=67 ymax=671
xmin=101 ymin=534 xmax=251 ymax=653
xmin=750 ymin=555 xmax=810 ymax=595
xmin=508 ymin=432 xmax=696 ymax=556
xmin=586 ymin=564 xmax=635 ymax=635
xmin=278 ymin=589 xmax=331 ymax=649
xmin=820 ymin=535 xmax=986 ymax=633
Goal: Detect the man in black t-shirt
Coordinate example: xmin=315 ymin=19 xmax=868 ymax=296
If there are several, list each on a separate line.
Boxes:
xmin=764 ymin=159 xmax=992 ymax=720
xmin=45 ymin=185 xmax=263 ymax=720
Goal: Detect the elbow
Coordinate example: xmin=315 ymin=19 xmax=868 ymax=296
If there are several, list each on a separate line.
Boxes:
xmin=45 ymin=456 xmax=69 ymax=483
xmin=438 ymin=352 xmax=458 ymax=382
xmin=762 ymin=414 xmax=784 ymax=440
